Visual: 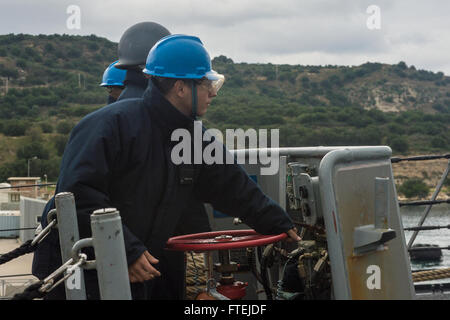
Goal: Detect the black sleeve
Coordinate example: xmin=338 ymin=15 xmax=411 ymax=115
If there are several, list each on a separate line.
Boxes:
xmin=194 ymin=143 xmax=294 ymax=235
xmin=57 ymin=112 xmax=147 ymax=265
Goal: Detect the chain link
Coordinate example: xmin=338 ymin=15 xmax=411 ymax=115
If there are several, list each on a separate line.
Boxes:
xmin=39 ymin=253 xmax=87 ymax=293
xmin=31 ymin=209 xmax=58 ymax=246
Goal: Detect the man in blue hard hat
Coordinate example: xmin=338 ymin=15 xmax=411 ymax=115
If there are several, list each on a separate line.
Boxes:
xmin=114 ymin=22 xmax=171 ymax=101
xmin=113 ymin=22 xmax=214 ymax=290
xmin=100 ymin=61 xmax=127 ymax=104
xmin=113 ymin=22 xmax=212 ymax=235
xmin=143 ymin=36 xmax=225 ymax=121
xmin=32 ymin=34 xmax=300 ymax=300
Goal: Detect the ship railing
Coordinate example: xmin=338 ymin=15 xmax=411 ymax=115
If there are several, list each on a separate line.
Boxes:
xmin=390 ymin=154 xmax=449 ymax=249
xmin=392 ymin=154 xmax=450 ymax=287
xmin=0 ymin=192 xmax=131 ymax=300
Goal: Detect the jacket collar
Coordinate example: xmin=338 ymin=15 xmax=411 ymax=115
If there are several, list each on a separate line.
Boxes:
xmin=142 ymin=80 xmax=194 ymax=137
xmin=124 ymin=69 xmax=148 ymax=89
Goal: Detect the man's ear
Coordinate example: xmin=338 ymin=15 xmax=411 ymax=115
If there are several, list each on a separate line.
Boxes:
xmin=174 ymin=80 xmax=188 ymax=98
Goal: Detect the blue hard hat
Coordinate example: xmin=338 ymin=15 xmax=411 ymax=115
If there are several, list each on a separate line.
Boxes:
xmin=144 ymin=34 xmax=225 ymax=120
xmin=143 ymin=34 xmax=223 ymax=82
xmin=100 ymin=61 xmax=127 ymax=87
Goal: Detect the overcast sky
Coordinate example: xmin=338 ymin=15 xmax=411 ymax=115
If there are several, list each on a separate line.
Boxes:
xmin=1 ymin=0 xmax=449 ymax=75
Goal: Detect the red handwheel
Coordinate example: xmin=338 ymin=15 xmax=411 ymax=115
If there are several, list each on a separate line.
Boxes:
xmin=166 ymin=229 xmax=287 ymax=300
xmin=166 ymin=229 xmax=287 ymax=252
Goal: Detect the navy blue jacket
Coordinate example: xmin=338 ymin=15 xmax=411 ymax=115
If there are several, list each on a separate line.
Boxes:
xmin=32 ymin=83 xmax=294 ymax=299
xmin=117 ymin=71 xmax=211 ymax=235
xmin=117 ymin=69 xmax=148 ymax=102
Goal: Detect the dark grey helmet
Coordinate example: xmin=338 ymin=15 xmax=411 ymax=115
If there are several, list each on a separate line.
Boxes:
xmin=115 ymin=22 xmax=171 ymax=70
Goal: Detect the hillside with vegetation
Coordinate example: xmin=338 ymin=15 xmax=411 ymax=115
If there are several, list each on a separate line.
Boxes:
xmin=0 ymin=33 xmax=449 ymax=189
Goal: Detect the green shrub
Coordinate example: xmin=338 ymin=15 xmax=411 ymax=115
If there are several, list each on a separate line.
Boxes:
xmin=39 ymin=122 xmax=53 ymax=133
xmin=444 ymin=177 xmax=450 ymax=187
xmin=0 ymin=64 xmax=19 ymax=78
xmin=56 ymin=121 xmax=74 ymax=134
xmin=397 ymin=61 xmax=407 ymax=70
xmin=16 ymin=141 xmax=50 ymax=160
xmin=0 ymin=160 xmax=27 ymax=182
xmin=16 ymin=59 xmax=27 ymax=69
xmin=44 ymin=43 xmax=55 ymax=52
xmin=388 ymin=135 xmax=409 ymax=153
xmin=54 ymin=134 xmax=69 ymax=156
xmin=398 ymin=179 xmax=429 ymax=198
xmin=430 ymin=136 xmax=448 ymax=148
xmin=1 ymin=120 xmax=27 ymax=136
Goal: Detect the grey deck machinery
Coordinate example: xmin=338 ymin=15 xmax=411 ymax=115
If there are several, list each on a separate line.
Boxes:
xmin=205 ymin=146 xmax=414 ymax=300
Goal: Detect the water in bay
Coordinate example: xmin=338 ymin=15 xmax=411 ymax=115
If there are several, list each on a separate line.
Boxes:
xmin=401 ymin=203 xmax=450 ymax=284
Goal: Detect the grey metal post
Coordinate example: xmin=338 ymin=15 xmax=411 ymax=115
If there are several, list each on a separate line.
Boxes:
xmin=55 ymin=192 xmax=87 ymax=300
xmin=91 ymin=208 xmax=131 ymax=300
xmin=318 ymin=146 xmax=393 ymax=299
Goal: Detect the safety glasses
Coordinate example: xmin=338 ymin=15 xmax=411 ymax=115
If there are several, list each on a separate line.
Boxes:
xmin=195 ymin=71 xmax=225 ymax=95
xmin=106 ymin=86 xmax=124 ymax=93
